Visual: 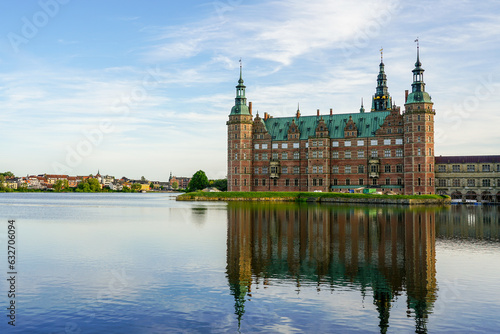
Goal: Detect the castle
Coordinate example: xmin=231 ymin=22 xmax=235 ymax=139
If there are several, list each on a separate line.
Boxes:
xmin=227 ymin=46 xmax=436 ymax=195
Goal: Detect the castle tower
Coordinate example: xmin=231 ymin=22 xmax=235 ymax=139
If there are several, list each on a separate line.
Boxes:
xmin=371 ymin=49 xmax=392 ymax=112
xmin=403 ymin=41 xmax=435 ymax=194
xmin=227 ymin=61 xmax=253 ymax=191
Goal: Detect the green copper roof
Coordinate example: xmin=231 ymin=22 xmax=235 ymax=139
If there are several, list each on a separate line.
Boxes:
xmin=406 ymin=91 xmax=432 ymax=104
xmin=263 ymin=111 xmax=390 ymax=141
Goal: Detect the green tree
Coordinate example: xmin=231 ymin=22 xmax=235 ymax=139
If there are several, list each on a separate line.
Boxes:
xmin=0 ymin=175 xmax=5 ymax=191
xmin=210 ymin=179 xmax=227 ymax=191
xmin=54 ymin=180 xmax=64 ymax=192
xmin=54 ymin=179 xmax=69 ymax=192
xmin=122 ymin=186 xmax=131 ymax=192
xmin=187 ymin=170 xmax=209 ymax=192
xmin=171 ymin=181 xmax=179 ymax=190
xmin=76 ymin=178 xmax=101 ymax=192
xmin=141 ymin=176 xmax=146 ymax=182
xmin=0 ymin=171 xmax=14 ymax=178
xmin=131 ymin=183 xmax=141 ymax=191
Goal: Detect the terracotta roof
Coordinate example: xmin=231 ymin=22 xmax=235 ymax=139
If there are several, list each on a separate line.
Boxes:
xmin=435 ymin=155 xmax=500 ymax=164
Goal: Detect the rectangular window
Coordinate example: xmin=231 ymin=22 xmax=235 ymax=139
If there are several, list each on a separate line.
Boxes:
xmin=371 ymin=139 xmax=377 ymax=146
xmin=294 ymin=152 xmax=300 ymax=159
xmin=384 ymin=149 xmax=391 ymax=157
xmin=272 ymin=143 xmax=278 ymax=149
xmin=358 ymin=151 xmax=364 ymax=158
xmin=396 ymin=138 xmax=403 ymax=145
xmin=371 ymin=150 xmax=378 ymax=158
xmin=483 ymin=179 xmax=491 ymax=187
xmin=332 ymin=141 xmax=339 ymax=147
xmin=452 ymin=165 xmax=460 ymax=172
xmin=384 ymin=139 xmax=391 ymax=145
xmin=467 ymin=165 xmax=475 ymax=172
xmin=318 ymin=151 xmax=323 ymax=158
xmin=312 ymin=166 xmax=317 ymax=173
xmin=282 ymin=152 xmax=288 ymax=159
xmin=333 ymin=179 xmax=338 ymax=186
xmin=282 ymin=143 xmax=288 ymax=149
xmin=452 ymin=179 xmax=460 ymax=187
xmin=332 ymin=151 xmax=339 ymax=159
xmin=312 ymin=179 xmax=317 ymax=186
xmin=293 ymin=143 xmax=299 ymax=148
xmin=359 ymin=178 xmax=364 ymax=185
xmin=345 ymin=151 xmax=351 ymax=159
xmin=345 ymin=179 xmax=350 ymax=186
xmin=234 ymin=153 xmax=238 ymax=160
xmin=319 ymin=178 xmax=323 ymax=186
xmin=294 ymin=166 xmax=300 ymax=174
xmin=262 ymin=179 xmax=266 ymax=186
xmin=438 ymin=165 xmax=446 ymax=172
xmin=282 ymin=167 xmax=288 ymax=174
xmin=305 ymin=142 xmax=309 ymax=148
xmin=467 ymin=179 xmax=475 ymax=187
xmin=312 ymin=141 xmax=317 ymax=147
xmin=295 ymin=179 xmax=299 ymax=186
xmin=482 ymin=165 xmax=491 ymax=172
xmin=345 ymin=166 xmax=351 ymax=174
xmin=417 ymin=148 xmax=421 ymax=156
xmin=357 ymin=140 xmax=364 ymax=146
xmin=262 ymin=144 xmax=268 ymax=149
xmin=396 ymin=148 xmax=403 ymax=157
xmin=345 ymin=140 xmax=351 ymax=147
xmin=318 ymin=141 xmax=323 ymax=147
xmin=438 ymin=179 xmax=446 ymax=187
xmin=358 ymin=165 xmax=365 ymax=173
xmin=262 ymin=167 xmax=268 ymax=174
xmin=385 ymin=165 xmax=391 ymax=173
xmin=255 ymin=167 xmax=259 ymax=174
xmin=254 ymin=179 xmax=259 ymax=186
xmin=285 ymin=179 xmax=290 ymax=186
xmin=386 ymin=178 xmax=391 ymax=185
xmin=272 ymin=152 xmax=278 ymax=159
xmin=254 ymin=144 xmax=259 ymax=149
xmin=332 ymin=166 xmax=339 ymax=173
xmin=312 ymin=151 xmax=317 ymax=158
xmin=254 ymin=154 xmax=259 ymax=161
xmin=318 ymin=166 xmax=323 ymax=173
xmin=262 ymin=153 xmax=268 ymax=160
xmin=396 ymin=165 xmax=403 ymax=173
xmin=397 ymin=178 xmax=403 ymax=185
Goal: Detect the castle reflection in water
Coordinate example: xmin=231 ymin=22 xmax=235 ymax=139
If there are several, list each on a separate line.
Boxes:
xmin=226 ymin=204 xmax=439 ymax=333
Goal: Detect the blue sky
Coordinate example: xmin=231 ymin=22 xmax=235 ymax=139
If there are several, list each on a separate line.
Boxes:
xmin=0 ymin=0 xmax=499 ymax=180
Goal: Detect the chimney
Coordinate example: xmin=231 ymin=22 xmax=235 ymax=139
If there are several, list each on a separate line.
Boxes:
xmin=296 ymin=110 xmax=300 ymax=118
xmin=405 ymin=90 xmax=409 ymax=103
xmin=317 ymin=109 xmax=320 ymax=116
xmin=264 ymin=112 xmax=268 ymax=120
xmin=249 ymin=102 xmax=252 ymax=115
xmin=330 ymin=108 xmax=333 ymax=115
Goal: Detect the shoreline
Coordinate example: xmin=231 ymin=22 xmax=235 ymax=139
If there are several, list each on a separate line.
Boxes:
xmin=176 ymin=191 xmax=451 ymax=205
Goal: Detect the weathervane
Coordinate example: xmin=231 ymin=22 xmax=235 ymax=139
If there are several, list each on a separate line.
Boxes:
xmin=380 ymin=47 xmax=383 ymax=62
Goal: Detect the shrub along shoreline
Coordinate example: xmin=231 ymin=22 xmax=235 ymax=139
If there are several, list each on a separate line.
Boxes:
xmin=176 ymin=191 xmax=451 ymax=205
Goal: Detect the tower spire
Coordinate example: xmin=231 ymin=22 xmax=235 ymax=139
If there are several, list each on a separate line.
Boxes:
xmin=229 ymin=59 xmax=250 ymax=115
xmin=371 ymin=49 xmax=391 ymax=111
xmin=405 ymin=39 xmax=432 ymax=105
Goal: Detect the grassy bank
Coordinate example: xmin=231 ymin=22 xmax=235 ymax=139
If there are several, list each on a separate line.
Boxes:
xmin=177 ymin=191 xmax=450 ymax=204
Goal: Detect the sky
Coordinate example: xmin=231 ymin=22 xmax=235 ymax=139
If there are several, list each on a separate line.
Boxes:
xmin=0 ymin=0 xmax=499 ymax=181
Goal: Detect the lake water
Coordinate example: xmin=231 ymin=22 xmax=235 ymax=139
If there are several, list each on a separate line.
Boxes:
xmin=0 ymin=193 xmax=499 ymax=333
